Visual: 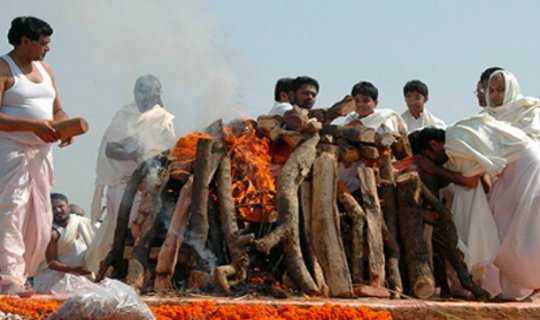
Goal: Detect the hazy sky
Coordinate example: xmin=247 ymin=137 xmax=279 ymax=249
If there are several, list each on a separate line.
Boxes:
xmin=2 ymin=0 xmax=540 ymax=211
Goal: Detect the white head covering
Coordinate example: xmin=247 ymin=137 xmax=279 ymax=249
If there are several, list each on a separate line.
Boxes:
xmin=486 ymin=69 xmax=522 ymax=108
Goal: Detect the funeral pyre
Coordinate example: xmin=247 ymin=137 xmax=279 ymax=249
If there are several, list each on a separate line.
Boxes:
xmin=96 ymin=96 xmax=491 ymax=301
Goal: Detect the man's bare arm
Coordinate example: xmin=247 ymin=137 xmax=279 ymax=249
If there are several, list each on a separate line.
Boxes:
xmin=415 ymin=154 xmax=480 ymax=188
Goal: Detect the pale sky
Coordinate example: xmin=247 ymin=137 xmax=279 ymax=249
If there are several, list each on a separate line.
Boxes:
xmin=2 ymin=0 xmax=540 ymax=211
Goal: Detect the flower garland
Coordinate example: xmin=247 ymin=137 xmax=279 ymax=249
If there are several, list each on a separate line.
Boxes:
xmin=0 ymin=297 xmax=393 ymax=320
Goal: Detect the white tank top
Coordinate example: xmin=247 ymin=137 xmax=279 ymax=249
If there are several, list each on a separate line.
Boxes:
xmin=0 ymin=54 xmax=56 ymax=144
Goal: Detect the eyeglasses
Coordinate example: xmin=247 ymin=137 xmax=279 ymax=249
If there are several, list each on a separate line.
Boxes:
xmin=474 ymin=88 xmax=487 ymax=95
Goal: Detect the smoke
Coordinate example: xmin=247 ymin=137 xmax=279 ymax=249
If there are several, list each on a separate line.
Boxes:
xmin=183 ymin=230 xmax=217 ymax=275
xmin=65 ymin=0 xmax=239 ymax=132
xmin=1 ymin=1 xmax=242 ymax=211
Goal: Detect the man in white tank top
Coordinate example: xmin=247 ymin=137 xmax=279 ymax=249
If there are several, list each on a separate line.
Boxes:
xmin=0 ymin=16 xmax=73 ymax=295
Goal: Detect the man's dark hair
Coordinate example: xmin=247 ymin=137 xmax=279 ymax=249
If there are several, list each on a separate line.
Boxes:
xmin=351 ymin=81 xmax=378 ymax=101
xmin=8 ymin=16 xmax=53 ymax=46
xmin=403 ymin=80 xmax=429 ymax=97
xmin=274 ymin=77 xmax=293 ymax=101
xmin=291 ymin=76 xmax=319 ymax=93
xmin=51 ymin=193 xmax=69 ymax=204
xmin=408 ymin=127 xmax=445 ymax=154
xmin=479 ymin=67 xmax=503 ymax=83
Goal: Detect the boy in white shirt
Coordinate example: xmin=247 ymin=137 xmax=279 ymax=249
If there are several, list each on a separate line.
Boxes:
xmin=400 ymin=80 xmax=445 ymax=131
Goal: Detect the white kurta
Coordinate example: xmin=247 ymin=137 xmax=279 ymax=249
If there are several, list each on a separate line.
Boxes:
xmin=0 ymin=139 xmax=53 ymax=288
xmin=400 ymin=108 xmax=446 ymax=132
xmin=445 ymin=114 xmax=540 ymax=300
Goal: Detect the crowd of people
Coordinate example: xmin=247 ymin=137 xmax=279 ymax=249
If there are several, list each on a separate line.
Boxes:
xmin=0 ymin=15 xmax=539 ymax=302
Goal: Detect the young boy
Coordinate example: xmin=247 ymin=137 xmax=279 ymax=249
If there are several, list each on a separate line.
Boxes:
xmin=334 ymin=81 xmax=408 ymax=192
xmin=334 ymin=81 xmax=408 ymax=135
xmin=401 ymin=80 xmax=445 ymax=131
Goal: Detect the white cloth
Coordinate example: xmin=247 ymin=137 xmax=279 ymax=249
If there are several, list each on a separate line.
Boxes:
xmin=88 ymin=103 xmax=175 ymax=273
xmin=445 ymin=114 xmax=531 ymax=179
xmin=268 ymin=102 xmax=293 ymax=116
xmin=332 ymin=108 xmax=408 ymax=134
xmin=33 ymin=215 xmax=95 ymax=292
xmin=445 ymin=114 xmax=540 ymax=300
xmin=400 ymin=108 xmax=446 ymax=132
xmin=484 ymin=70 xmax=540 ymax=144
xmin=0 ymin=55 xmax=56 ymax=145
xmin=449 ymin=183 xmax=499 ymax=275
xmin=0 ymin=138 xmax=54 ymax=288
xmin=93 ymin=103 xmax=176 ymax=187
xmin=488 ymin=148 xmax=540 ymax=300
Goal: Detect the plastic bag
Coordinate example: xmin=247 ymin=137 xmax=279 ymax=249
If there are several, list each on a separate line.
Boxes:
xmin=47 ymin=274 xmax=155 ymax=320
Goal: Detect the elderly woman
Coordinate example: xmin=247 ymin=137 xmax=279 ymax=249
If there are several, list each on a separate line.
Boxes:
xmin=484 ymin=69 xmax=540 ymax=143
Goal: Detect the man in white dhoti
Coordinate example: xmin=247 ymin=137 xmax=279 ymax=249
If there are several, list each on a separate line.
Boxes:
xmin=332 ymin=81 xmax=408 ymax=192
xmin=400 ymin=80 xmax=445 ymax=131
xmin=484 ymin=69 xmax=540 ymax=143
xmin=33 ymin=193 xmax=96 ymax=292
xmin=87 ymin=74 xmax=176 ymax=274
xmin=412 ymin=115 xmax=540 ymax=300
xmin=0 ymin=16 xmax=73 ymax=294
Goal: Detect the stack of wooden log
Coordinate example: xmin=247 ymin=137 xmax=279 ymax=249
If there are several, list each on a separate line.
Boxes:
xmin=96 ymin=96 xmax=491 ymax=301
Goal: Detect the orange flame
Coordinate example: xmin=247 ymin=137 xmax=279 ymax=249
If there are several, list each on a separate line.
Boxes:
xmin=170 ymin=132 xmax=212 ymax=176
xmin=223 ymin=125 xmax=276 ymax=222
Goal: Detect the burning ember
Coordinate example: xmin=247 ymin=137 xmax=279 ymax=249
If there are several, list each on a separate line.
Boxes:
xmin=223 ymin=124 xmax=276 ymax=222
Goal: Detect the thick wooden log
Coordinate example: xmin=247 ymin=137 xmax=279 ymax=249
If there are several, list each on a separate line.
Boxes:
xmin=320 ymin=124 xmax=377 ymax=144
xmin=311 ymin=151 xmax=354 ymax=297
xmin=126 ymin=156 xmax=170 ymax=291
xmin=378 ymin=151 xmax=402 ymax=297
xmin=336 ymin=138 xmax=361 ymax=163
xmin=280 ymin=130 xmax=308 ymax=147
xmin=396 ymin=171 xmax=435 ymax=299
xmin=256 ymin=116 xmax=283 ymax=141
xmin=322 ymin=95 xmax=356 ymax=124
xmin=214 ymin=154 xmax=254 ymax=293
xmin=358 ymin=145 xmax=380 ymax=161
xmin=300 ymin=181 xmax=329 ymax=296
xmin=391 ymin=132 xmax=413 ymax=160
xmin=154 ymin=176 xmax=194 ymax=291
xmin=96 ymin=159 xmax=150 ymax=281
xmin=283 ymin=106 xmax=309 ymax=131
xmin=188 ymin=139 xmax=225 ymax=249
xmin=378 ymin=180 xmax=403 ymax=298
xmin=254 ymin=134 xmax=320 ymax=294
xmin=357 ymin=168 xmax=386 ymax=287
xmin=337 ymin=190 xmax=366 ymax=285
xmin=420 ymin=183 xmax=491 ymax=301
xmin=299 ymin=119 xmax=322 ymax=134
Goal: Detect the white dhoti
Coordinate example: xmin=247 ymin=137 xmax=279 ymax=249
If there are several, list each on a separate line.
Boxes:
xmin=0 ymin=139 xmax=53 ymax=288
xmin=489 ymin=147 xmax=540 ymax=300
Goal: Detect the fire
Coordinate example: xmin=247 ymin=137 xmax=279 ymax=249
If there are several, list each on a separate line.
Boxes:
xmin=171 ymin=125 xmax=277 ymax=223
xmin=169 ymin=132 xmax=211 ymax=178
xmin=223 ymin=124 xmax=276 ymax=222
